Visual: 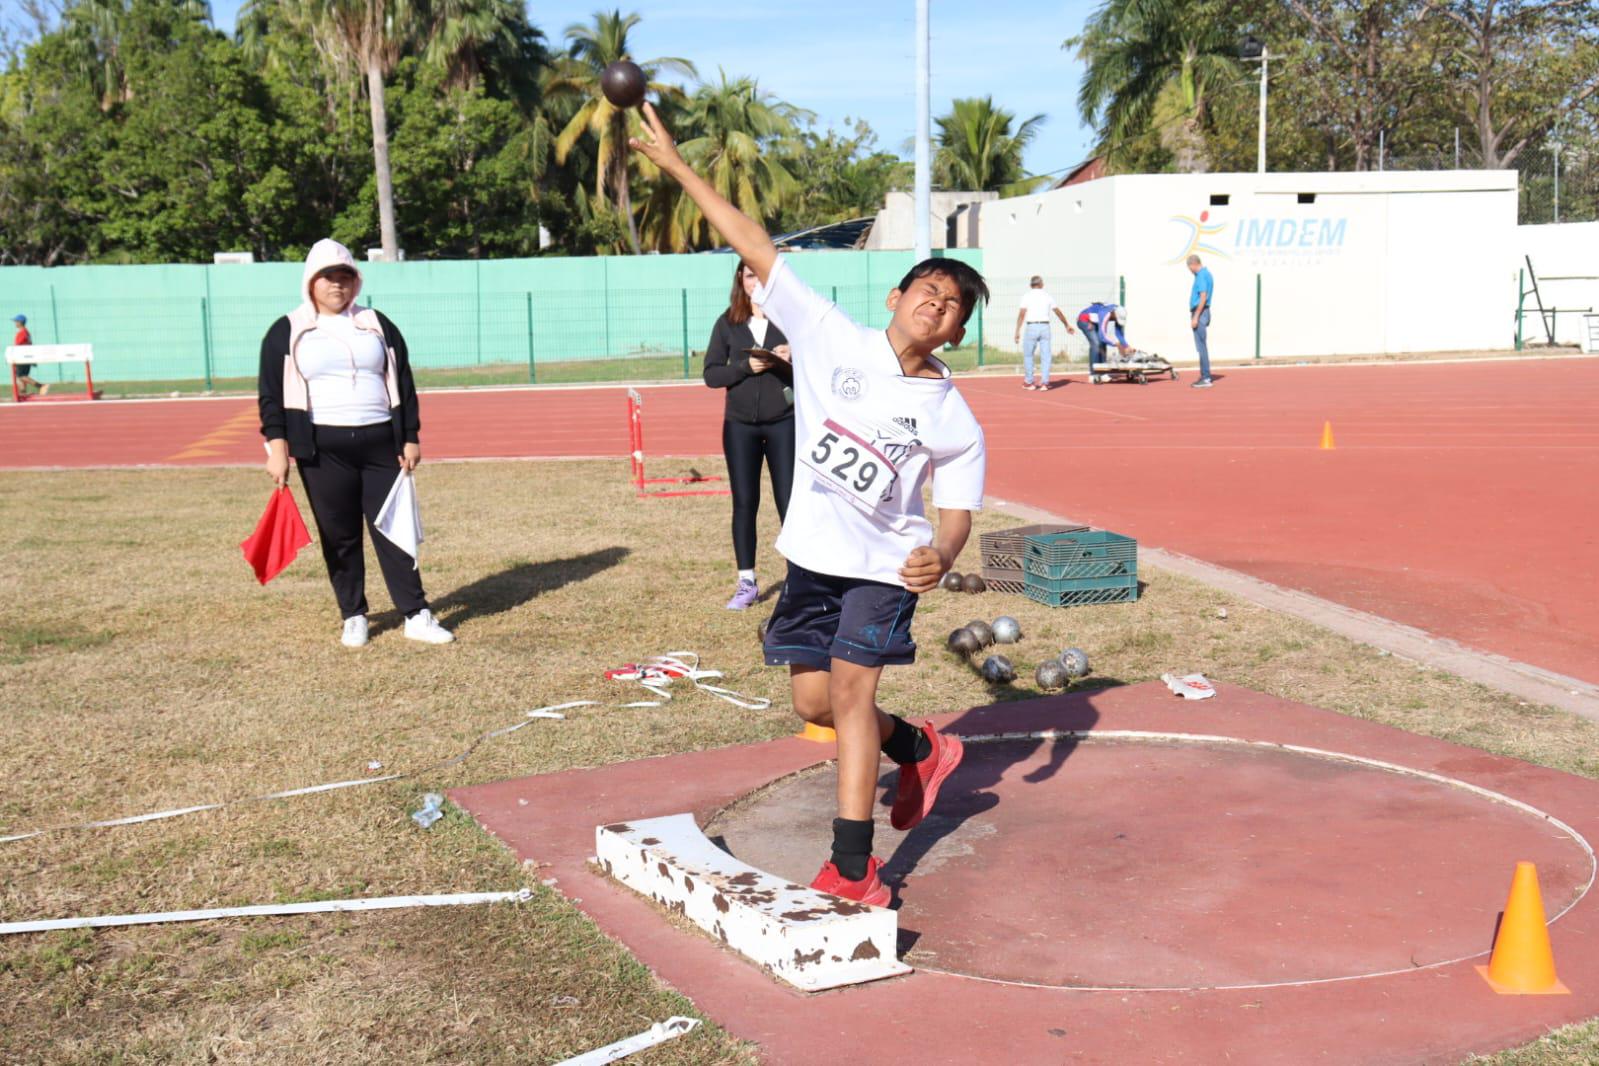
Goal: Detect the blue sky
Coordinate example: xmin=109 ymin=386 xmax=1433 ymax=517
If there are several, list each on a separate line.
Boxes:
xmin=3 ymin=1 xmax=1102 ymax=176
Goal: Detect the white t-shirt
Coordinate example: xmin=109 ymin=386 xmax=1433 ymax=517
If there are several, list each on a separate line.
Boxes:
xmin=754 ymin=257 xmax=986 ymax=587
xmin=1018 ymin=288 xmax=1058 ymax=323
xmin=748 ymin=316 xmax=769 ymax=346
xmin=297 ymin=312 xmax=391 ymax=427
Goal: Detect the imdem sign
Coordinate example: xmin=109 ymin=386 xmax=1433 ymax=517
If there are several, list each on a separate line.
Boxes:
xmin=1170 ymin=209 xmax=1350 ymax=265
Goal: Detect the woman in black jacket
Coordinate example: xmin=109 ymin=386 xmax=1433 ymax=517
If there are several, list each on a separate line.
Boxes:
xmin=258 ymin=238 xmax=453 ymax=648
xmin=704 ymin=258 xmax=795 ymax=610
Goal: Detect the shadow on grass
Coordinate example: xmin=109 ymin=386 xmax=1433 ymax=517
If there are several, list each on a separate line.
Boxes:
xmin=374 ymin=547 xmax=631 ymax=633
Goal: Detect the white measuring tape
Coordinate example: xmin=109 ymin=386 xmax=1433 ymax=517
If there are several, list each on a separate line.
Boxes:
xmin=554 ymin=1017 xmax=701 ymax=1065
xmin=0 ymin=889 xmax=531 ymax=937
xmin=606 ymin=651 xmax=772 ymax=711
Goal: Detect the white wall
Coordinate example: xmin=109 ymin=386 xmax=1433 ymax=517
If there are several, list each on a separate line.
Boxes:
xmin=1517 ymin=222 xmax=1599 ymax=347
xmin=975 ymin=170 xmax=1521 ymax=362
xmin=974 ymin=179 xmax=1119 ymax=362
xmin=864 ymin=190 xmax=998 ymax=251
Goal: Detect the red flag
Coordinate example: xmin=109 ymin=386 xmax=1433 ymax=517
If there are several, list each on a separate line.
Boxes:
xmin=241 ymin=488 xmax=312 ymax=585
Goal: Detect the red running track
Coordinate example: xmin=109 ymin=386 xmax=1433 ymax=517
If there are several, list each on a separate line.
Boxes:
xmin=4 ymin=360 xmax=1597 ymax=684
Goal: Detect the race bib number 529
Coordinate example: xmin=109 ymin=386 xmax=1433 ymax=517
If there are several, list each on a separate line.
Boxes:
xmin=799 ymin=419 xmax=898 ymax=511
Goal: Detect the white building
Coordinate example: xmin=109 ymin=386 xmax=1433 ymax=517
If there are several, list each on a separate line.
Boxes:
xmin=864 ymin=190 xmax=997 ymax=251
xmin=974 ymin=170 xmax=1521 ymax=363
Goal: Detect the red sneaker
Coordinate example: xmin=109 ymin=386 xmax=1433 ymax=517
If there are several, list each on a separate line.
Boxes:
xmin=809 ymin=856 xmax=891 ymax=907
xmin=890 ymin=721 xmax=965 ymax=831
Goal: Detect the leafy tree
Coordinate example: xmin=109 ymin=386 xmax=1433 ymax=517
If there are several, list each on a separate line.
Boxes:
xmin=94 ymin=10 xmax=294 ymax=260
xmin=1277 ymin=0 xmax=1445 ymax=170
xmin=548 ymin=9 xmax=694 ymax=254
xmin=260 ymin=0 xmax=424 ymax=260
xmin=380 ymin=59 xmax=542 ymax=256
xmin=0 ymin=32 xmax=108 ymax=264
xmin=932 ymin=95 xmax=1044 ymax=192
xmin=637 ymin=72 xmax=807 ymax=251
xmin=773 ymin=119 xmax=911 ymax=233
xmin=59 ymin=0 xmax=210 ymax=109
xmin=1428 ymin=0 xmax=1599 ymax=168
xmin=1068 ymin=0 xmax=1243 ymax=172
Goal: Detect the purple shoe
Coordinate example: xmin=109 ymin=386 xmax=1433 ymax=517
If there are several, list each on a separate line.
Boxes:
xmin=725 ymin=578 xmax=760 ymax=610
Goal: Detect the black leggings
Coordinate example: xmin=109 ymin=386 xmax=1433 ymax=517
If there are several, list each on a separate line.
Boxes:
xmin=297 ymin=423 xmax=429 ymax=619
xmin=723 ymin=416 xmax=795 ymax=570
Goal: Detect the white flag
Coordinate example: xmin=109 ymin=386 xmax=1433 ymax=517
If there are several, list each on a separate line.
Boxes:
xmin=374 ymin=470 xmax=423 ymax=566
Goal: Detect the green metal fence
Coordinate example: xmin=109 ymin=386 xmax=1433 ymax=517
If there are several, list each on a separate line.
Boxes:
xmin=0 ymin=249 xmax=983 ymax=394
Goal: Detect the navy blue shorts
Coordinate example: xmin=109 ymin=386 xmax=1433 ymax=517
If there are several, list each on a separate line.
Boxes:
xmin=762 ymin=561 xmax=918 ymax=670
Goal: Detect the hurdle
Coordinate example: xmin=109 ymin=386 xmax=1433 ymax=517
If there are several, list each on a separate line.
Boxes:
xmin=6 ymin=343 xmax=97 ymax=403
xmin=626 ymin=388 xmax=728 ymax=498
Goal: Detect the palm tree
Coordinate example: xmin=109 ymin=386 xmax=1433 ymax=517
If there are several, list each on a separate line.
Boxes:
xmin=62 ymin=0 xmax=211 ymax=109
xmin=261 ymin=0 xmax=422 ymax=259
xmin=640 ymin=73 xmax=808 ymax=251
xmin=933 ymin=96 xmax=1044 ymax=194
xmin=421 ymin=0 xmax=543 ymax=97
xmin=1069 ymin=0 xmax=1242 ymax=173
xmin=548 ymin=10 xmax=694 ymax=254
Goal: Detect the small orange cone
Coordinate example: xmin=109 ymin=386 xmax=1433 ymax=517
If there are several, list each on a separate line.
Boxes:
xmin=1477 ymin=861 xmax=1570 ymax=994
xmin=1319 ymin=421 xmax=1336 ymax=450
xmin=796 ymin=722 xmax=837 ymax=743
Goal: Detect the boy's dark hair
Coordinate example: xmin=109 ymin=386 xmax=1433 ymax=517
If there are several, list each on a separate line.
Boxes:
xmin=896 ymin=258 xmax=990 ymax=325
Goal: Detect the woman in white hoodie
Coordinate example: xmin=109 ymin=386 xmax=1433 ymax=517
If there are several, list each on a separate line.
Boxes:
xmin=257 ymin=239 xmax=453 ymax=647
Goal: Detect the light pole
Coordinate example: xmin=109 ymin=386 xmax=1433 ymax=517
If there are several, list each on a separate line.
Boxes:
xmin=1548 ymin=116 xmax=1566 ymax=224
xmin=1239 ymin=36 xmax=1267 ymax=174
xmin=914 ymin=0 xmax=931 ymax=261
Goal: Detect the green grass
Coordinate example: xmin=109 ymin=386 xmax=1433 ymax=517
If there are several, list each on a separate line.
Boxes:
xmin=0 ymin=461 xmax=1594 ymax=1063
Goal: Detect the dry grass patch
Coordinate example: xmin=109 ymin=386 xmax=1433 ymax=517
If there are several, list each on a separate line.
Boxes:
xmin=0 ymin=460 xmax=1595 ymax=1064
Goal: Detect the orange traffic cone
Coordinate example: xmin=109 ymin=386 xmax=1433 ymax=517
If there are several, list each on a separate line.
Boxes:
xmin=1319 ymin=421 xmax=1336 ymax=450
xmin=1477 ymin=861 xmax=1570 ymax=994
xmin=796 ymin=722 xmax=837 ymax=743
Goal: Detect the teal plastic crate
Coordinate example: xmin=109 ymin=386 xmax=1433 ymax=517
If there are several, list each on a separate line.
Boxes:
xmin=1022 ymin=572 xmax=1140 ymax=608
xmin=1023 ymin=529 xmax=1138 ymax=581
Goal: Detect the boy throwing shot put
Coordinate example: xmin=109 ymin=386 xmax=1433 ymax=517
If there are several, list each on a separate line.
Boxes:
xmin=632 ymin=104 xmax=986 ymax=905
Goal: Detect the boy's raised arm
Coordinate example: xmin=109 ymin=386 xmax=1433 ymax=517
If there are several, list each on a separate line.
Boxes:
xmin=629 ymin=102 xmax=778 ymax=284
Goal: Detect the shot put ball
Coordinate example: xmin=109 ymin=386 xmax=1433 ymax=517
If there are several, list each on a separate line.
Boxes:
xmin=991 ymin=616 xmax=1022 ymax=644
xmin=600 ymin=60 xmax=648 ymax=109
xmin=966 ymin=620 xmax=995 ymax=647
xmin=942 ymin=571 xmax=965 ymax=592
xmin=1034 ymin=660 xmax=1069 ymax=691
xmin=962 ymin=573 xmax=987 ymax=594
xmin=1060 ymin=647 xmax=1091 ymax=678
xmin=980 ymin=654 xmax=1016 ymax=684
xmin=947 ymin=627 xmax=982 ymax=656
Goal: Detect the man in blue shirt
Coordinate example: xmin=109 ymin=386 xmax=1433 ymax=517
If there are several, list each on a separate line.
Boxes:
xmin=1186 ymin=255 xmax=1214 ymax=388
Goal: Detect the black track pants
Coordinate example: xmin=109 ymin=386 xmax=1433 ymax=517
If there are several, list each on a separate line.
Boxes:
xmin=723 ymin=416 xmax=795 ymax=570
xmin=297 ymin=423 xmax=429 ymax=619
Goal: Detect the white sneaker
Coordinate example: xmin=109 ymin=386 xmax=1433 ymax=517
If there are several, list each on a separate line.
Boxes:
xmin=404 ymin=608 xmax=454 ymax=644
xmin=341 ymin=615 xmax=369 ymax=647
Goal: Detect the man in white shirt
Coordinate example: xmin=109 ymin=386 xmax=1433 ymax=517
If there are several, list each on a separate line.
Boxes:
xmin=1012 ymin=275 xmax=1076 ymax=391
xmin=632 ymin=103 xmax=984 ymax=907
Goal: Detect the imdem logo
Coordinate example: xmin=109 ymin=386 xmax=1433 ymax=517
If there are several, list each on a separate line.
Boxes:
xmin=1170 ymin=208 xmax=1351 ymax=263
xmin=1236 ymin=217 xmax=1348 ymax=251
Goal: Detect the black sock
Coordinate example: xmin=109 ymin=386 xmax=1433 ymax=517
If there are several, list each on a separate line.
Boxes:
xmin=830 ymin=817 xmax=873 ymax=882
xmin=881 ymin=716 xmax=933 ymax=765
